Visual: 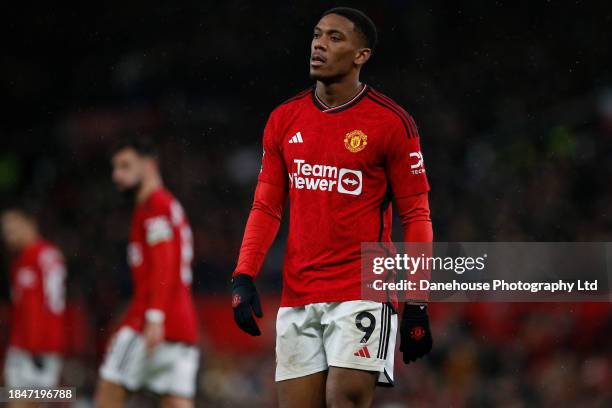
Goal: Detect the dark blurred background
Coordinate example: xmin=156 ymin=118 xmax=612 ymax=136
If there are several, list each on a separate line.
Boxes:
xmin=1 ymin=0 xmax=611 ymax=406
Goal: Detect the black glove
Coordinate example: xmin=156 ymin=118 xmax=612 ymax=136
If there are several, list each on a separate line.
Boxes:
xmin=399 ymin=304 xmax=433 ymax=364
xmin=231 ymin=274 xmax=263 ymax=336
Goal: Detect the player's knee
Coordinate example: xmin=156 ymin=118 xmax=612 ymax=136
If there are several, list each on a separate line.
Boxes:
xmin=325 ymin=382 xmax=363 ymax=408
xmin=326 ymin=369 xmax=377 ymax=408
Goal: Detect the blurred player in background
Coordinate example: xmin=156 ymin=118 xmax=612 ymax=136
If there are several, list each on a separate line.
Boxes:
xmin=1 ymin=208 xmax=66 ymax=408
xmin=232 ymin=7 xmax=433 ymax=408
xmin=95 ymin=139 xmax=199 ymax=408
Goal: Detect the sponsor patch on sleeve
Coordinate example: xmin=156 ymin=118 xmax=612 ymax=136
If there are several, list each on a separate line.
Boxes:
xmin=145 ymin=216 xmax=173 ymax=245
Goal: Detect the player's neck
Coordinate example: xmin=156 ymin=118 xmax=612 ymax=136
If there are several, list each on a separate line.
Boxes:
xmin=137 ymin=175 xmax=163 ymax=204
xmin=315 ymin=79 xmax=363 ymax=108
xmin=17 ymin=232 xmax=40 ymax=252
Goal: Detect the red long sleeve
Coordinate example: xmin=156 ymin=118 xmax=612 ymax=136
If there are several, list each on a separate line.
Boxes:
xmin=23 ymin=288 xmax=42 ymax=350
xmin=396 ymin=192 xmax=433 ymax=243
xmin=233 ymin=181 xmax=287 ymax=278
xmin=142 ymin=201 xmax=179 ymax=319
xmin=147 ymin=240 xmax=176 ymax=313
xmin=396 ymin=192 xmax=433 ymax=303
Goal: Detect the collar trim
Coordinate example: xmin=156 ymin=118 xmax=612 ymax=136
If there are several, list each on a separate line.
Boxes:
xmin=312 ymin=85 xmax=369 ymax=113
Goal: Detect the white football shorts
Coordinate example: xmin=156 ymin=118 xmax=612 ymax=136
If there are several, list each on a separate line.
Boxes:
xmin=4 ymin=346 xmax=62 ymax=388
xmin=275 ymin=300 xmax=397 ymax=386
xmin=99 ymin=326 xmax=199 ymax=398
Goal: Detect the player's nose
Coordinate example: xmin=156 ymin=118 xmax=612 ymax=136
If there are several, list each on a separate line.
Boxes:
xmin=312 ymin=38 xmax=327 ymax=51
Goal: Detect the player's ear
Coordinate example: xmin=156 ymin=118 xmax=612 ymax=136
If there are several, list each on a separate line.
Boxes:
xmin=354 ymin=48 xmax=372 ymax=67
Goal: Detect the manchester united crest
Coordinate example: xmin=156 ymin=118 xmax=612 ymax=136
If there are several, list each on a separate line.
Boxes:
xmin=344 ymin=130 xmax=368 ymax=153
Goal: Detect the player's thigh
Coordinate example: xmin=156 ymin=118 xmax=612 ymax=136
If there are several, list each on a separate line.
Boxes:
xmin=145 ymin=342 xmax=199 ymax=400
xmin=160 ymin=395 xmax=194 ymax=408
xmin=326 ymin=366 xmax=377 ymax=408
xmin=94 ymin=378 xmax=128 ymax=408
xmin=277 ymin=370 xmax=328 ymax=408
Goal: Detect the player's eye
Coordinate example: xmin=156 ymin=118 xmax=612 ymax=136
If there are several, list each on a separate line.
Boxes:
xmin=331 ymin=36 xmax=341 ymax=42
xmin=313 ymin=32 xmax=320 ymax=39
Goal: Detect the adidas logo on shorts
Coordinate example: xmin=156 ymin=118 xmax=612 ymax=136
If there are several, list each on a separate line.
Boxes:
xmin=353 ymin=346 xmax=371 ymax=358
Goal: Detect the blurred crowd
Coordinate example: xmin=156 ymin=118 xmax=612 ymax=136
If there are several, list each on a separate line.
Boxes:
xmin=1 ymin=0 xmax=611 ymax=406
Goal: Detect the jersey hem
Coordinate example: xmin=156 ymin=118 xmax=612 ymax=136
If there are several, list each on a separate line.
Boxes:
xmin=275 ymin=365 xmax=329 ymax=382
xmin=120 ymin=323 xmax=198 ymax=346
xmin=6 ymin=345 xmax=64 ymax=357
xmin=280 ymin=293 xmax=365 ymax=307
xmin=327 ymin=360 xmax=385 ymax=372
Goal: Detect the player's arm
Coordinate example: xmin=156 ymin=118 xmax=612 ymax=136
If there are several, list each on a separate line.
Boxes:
xmin=25 ymin=249 xmax=66 ymax=355
xmin=232 ymin=111 xmax=288 ymax=336
xmin=396 ymin=193 xmax=433 ymax=243
xmin=22 ymin=271 xmax=44 ymax=353
xmin=143 ymin=213 xmax=177 ymax=349
xmin=233 ymin=182 xmax=287 ymax=279
xmin=384 ymin=113 xmax=434 ymax=363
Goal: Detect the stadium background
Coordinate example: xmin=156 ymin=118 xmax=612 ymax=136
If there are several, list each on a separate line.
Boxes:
xmin=1 ymin=0 xmax=611 ymax=406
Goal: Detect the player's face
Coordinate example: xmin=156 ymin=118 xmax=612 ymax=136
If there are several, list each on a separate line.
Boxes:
xmin=1 ymin=212 xmax=30 ymax=251
xmin=310 ymin=14 xmax=370 ymax=82
xmin=112 ymin=148 xmax=145 ymax=192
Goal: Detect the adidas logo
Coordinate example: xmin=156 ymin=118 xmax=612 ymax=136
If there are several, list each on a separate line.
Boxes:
xmin=353 ymin=346 xmax=371 ymax=358
xmin=288 ymin=132 xmax=304 ymax=144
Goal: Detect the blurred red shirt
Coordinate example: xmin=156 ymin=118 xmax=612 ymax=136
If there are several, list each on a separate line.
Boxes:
xmin=120 ymin=188 xmax=198 ymax=344
xmin=9 ymin=239 xmax=66 ymax=354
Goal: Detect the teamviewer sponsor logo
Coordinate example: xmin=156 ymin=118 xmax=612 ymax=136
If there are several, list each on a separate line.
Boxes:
xmin=338 ymin=168 xmax=362 ymax=195
xmin=289 ymin=159 xmax=362 ymax=196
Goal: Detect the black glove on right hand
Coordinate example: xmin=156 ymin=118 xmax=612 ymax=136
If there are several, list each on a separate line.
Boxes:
xmin=399 ymin=304 xmax=433 ymax=364
xmin=231 ymin=274 xmax=263 ymax=336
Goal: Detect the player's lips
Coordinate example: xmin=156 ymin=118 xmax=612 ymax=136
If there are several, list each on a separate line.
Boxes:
xmin=310 ymin=53 xmax=326 ymax=67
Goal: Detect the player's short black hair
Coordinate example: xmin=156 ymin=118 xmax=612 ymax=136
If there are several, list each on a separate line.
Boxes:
xmin=110 ymin=136 xmax=158 ymax=159
xmin=322 ymin=7 xmax=378 ymax=50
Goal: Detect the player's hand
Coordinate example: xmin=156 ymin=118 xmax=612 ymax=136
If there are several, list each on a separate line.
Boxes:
xmin=32 ymin=355 xmax=45 ymax=370
xmin=143 ymin=320 xmax=164 ymax=353
xmin=399 ymin=304 xmax=433 ymax=364
xmin=231 ymin=274 xmax=263 ymax=336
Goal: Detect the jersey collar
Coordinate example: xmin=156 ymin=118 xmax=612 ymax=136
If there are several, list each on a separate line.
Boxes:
xmin=312 ymin=84 xmax=369 ymax=113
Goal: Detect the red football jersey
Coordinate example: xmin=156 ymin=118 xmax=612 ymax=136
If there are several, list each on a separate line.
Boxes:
xmin=121 ymin=188 xmax=198 ymax=344
xmin=259 ymin=85 xmax=430 ymax=307
xmin=9 ymin=239 xmax=66 ymax=354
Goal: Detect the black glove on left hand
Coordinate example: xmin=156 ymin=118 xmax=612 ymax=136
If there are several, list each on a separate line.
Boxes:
xmin=399 ymin=304 xmax=433 ymax=364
